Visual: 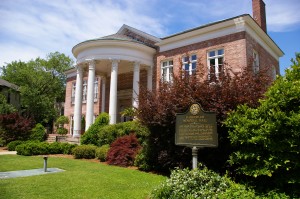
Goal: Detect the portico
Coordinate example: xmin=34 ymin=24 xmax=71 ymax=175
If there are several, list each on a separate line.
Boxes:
xmin=71 ymin=33 xmax=157 ymax=138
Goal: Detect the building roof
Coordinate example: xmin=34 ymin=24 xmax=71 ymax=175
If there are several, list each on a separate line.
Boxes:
xmin=0 ymin=79 xmax=19 ymax=91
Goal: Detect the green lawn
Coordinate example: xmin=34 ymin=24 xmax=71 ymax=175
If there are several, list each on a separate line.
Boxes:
xmin=0 ymin=155 xmax=165 ymax=199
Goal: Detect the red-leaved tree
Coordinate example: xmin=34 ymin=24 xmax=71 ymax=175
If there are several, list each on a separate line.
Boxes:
xmin=137 ymin=61 xmax=273 ymax=173
xmin=0 ymin=112 xmax=35 ymax=144
xmin=107 ymin=133 xmax=141 ymax=167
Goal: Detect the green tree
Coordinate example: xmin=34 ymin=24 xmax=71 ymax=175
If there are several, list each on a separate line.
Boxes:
xmin=1 ymin=52 xmax=73 ymax=125
xmin=0 ymin=93 xmax=17 ymax=114
xmin=225 ymin=53 xmax=300 ymax=195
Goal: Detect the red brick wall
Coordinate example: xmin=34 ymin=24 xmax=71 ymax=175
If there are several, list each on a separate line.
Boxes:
xmin=155 ymin=32 xmax=248 ymax=86
xmin=245 ymin=32 xmax=279 ymax=74
xmin=64 ymin=76 xmax=101 ymax=133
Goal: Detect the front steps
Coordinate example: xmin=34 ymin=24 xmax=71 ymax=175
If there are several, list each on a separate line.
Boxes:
xmin=46 ymin=134 xmax=80 ymax=144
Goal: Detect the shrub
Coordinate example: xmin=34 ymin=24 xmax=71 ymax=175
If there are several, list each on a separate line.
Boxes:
xmin=134 ymin=141 xmax=152 ymax=171
xmin=0 ymin=112 xmax=35 ymax=144
xmin=80 ymin=112 xmax=109 ymax=145
xmin=60 ymin=142 xmax=77 ymax=154
xmin=16 ymin=141 xmax=49 ymax=156
xmin=55 ymin=116 xmax=69 ymax=135
xmin=72 ymin=145 xmax=97 ymax=159
xmin=30 ymin=123 xmax=46 ymax=141
xmin=107 ymin=134 xmax=141 ymax=167
xmin=95 ymin=144 xmax=110 ymax=162
xmin=7 ymin=140 xmax=24 ymax=151
xmin=56 ymin=127 xmax=68 ymax=135
xmin=150 ymin=166 xmax=289 ymax=199
xmin=225 ymin=53 xmax=300 ymax=196
xmin=97 ymin=121 xmax=149 ymax=146
xmin=15 ymin=141 xmax=76 ymax=156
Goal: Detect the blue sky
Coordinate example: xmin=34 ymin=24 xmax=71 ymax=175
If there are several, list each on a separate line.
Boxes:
xmin=0 ymin=0 xmax=299 ymax=74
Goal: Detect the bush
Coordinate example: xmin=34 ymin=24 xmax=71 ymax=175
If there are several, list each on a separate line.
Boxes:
xmin=72 ymin=145 xmax=97 ymax=159
xmin=16 ymin=141 xmax=49 ymax=156
xmin=97 ymin=121 xmax=149 ymax=146
xmin=134 ymin=141 xmax=152 ymax=171
xmin=30 ymin=123 xmax=46 ymax=141
xmin=95 ymin=144 xmax=110 ymax=162
xmin=7 ymin=140 xmax=24 ymax=151
xmin=80 ymin=112 xmax=109 ymax=145
xmin=57 ymin=127 xmax=68 ymax=135
xmin=225 ymin=54 xmax=300 ymax=196
xmin=106 ymin=134 xmax=141 ymax=167
xmin=15 ymin=141 xmax=76 ymax=156
xmin=0 ymin=112 xmax=35 ymax=144
xmin=60 ymin=142 xmax=76 ymax=154
xmin=150 ymin=166 xmax=288 ymax=199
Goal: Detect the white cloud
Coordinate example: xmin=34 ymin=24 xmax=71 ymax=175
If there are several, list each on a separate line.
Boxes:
xmin=0 ymin=0 xmax=299 ymax=68
xmin=0 ymin=0 xmax=166 ymax=66
xmin=265 ymin=0 xmax=300 ymax=32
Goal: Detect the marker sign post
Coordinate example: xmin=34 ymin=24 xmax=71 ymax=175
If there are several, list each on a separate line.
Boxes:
xmin=175 ymin=103 xmax=218 ymax=169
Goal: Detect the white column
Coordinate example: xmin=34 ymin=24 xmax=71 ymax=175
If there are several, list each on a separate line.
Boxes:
xmin=73 ymin=65 xmax=83 ymax=138
xmin=109 ymin=59 xmax=119 ymax=124
xmin=85 ymin=60 xmax=96 ymax=131
xmin=132 ymin=61 xmax=140 ymax=109
xmin=147 ymin=65 xmax=153 ymax=91
xmin=101 ymin=76 xmax=106 ymax=113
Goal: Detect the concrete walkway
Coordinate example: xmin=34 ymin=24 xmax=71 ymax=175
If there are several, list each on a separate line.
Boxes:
xmin=0 ymin=151 xmax=17 ymax=155
xmin=0 ymin=168 xmax=65 ymax=179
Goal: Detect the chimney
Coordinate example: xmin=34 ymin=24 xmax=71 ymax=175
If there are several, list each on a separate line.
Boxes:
xmin=252 ymin=0 xmax=267 ymax=32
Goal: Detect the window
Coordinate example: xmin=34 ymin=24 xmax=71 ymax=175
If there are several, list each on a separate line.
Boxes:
xmin=182 ymin=55 xmax=197 ymax=76
xmin=208 ymin=49 xmax=224 ymax=81
xmin=94 ymin=77 xmax=99 ymax=102
xmin=161 ymin=60 xmax=173 ymax=82
xmin=82 ymin=80 xmax=87 ymax=102
xmin=71 ymin=82 xmax=76 ymax=104
xmin=271 ymin=65 xmax=277 ymax=80
xmin=253 ymin=50 xmax=259 ymax=73
xmin=71 ymin=78 xmax=99 ymax=104
xmin=70 ymin=115 xmax=74 ymax=135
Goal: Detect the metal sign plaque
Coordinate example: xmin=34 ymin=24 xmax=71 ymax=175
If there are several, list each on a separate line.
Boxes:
xmin=175 ymin=103 xmax=218 ymax=147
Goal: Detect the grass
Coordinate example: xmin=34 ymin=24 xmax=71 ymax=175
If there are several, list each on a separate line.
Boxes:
xmin=0 ymin=155 xmax=165 ymax=199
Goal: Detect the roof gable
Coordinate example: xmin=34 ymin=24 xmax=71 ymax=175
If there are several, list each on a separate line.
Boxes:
xmin=117 ymin=24 xmax=161 ymax=48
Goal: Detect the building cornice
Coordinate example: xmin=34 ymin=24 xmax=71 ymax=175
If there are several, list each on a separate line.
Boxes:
xmin=157 ymin=14 xmax=284 ymax=60
xmin=72 ymin=39 xmax=156 ymax=58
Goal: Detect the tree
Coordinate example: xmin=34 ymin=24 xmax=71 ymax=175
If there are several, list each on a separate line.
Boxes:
xmin=225 ymin=53 xmax=300 ymax=195
xmin=0 ymin=112 xmax=35 ymax=144
xmin=1 ymin=52 xmax=73 ymax=125
xmin=137 ymin=60 xmax=273 ymax=173
xmin=0 ymin=93 xmax=17 ymax=114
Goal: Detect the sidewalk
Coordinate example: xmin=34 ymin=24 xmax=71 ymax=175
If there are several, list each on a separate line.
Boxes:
xmin=0 ymin=147 xmax=17 ymax=155
xmin=0 ymin=151 xmax=17 ymax=155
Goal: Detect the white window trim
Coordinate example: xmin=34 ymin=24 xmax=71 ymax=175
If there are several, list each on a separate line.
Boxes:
xmin=71 ymin=82 xmax=76 ymax=105
xmin=207 ymin=49 xmax=224 ymax=81
xmin=82 ymin=80 xmax=87 ymax=103
xmin=182 ymin=54 xmax=197 ymax=76
xmin=253 ymin=50 xmax=260 ymax=74
xmin=94 ymin=77 xmax=99 ymax=102
xmin=161 ymin=60 xmax=173 ymax=82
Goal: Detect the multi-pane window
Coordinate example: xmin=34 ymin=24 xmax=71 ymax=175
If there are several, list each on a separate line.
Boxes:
xmin=82 ymin=80 xmax=87 ymax=102
xmin=182 ymin=55 xmax=197 ymax=76
xmin=71 ymin=77 xmax=99 ymax=105
xmin=71 ymin=82 xmax=76 ymax=104
xmin=253 ymin=50 xmax=259 ymax=73
xmin=94 ymin=77 xmax=99 ymax=102
xmin=161 ymin=60 xmax=173 ymax=82
xmin=70 ymin=115 xmax=74 ymax=135
xmin=208 ymin=49 xmax=224 ymax=81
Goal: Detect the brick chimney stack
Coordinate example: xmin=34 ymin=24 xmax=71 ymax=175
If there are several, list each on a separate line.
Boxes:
xmin=252 ymin=0 xmax=267 ymax=32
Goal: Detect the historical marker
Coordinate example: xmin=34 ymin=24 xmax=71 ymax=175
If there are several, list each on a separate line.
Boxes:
xmin=175 ymin=103 xmax=218 ymax=169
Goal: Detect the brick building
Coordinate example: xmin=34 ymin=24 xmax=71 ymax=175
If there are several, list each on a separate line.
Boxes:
xmin=64 ymin=0 xmax=283 ymax=137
